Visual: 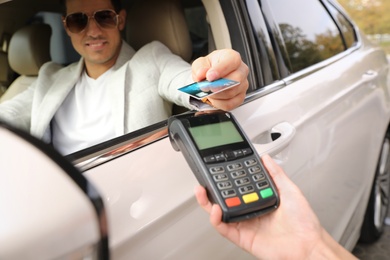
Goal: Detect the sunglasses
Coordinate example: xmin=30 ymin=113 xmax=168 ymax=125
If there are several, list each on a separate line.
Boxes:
xmin=64 ymin=9 xmax=119 ymax=34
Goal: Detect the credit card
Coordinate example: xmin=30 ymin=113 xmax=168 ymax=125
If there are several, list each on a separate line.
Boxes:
xmin=178 ymin=78 xmax=239 ymax=100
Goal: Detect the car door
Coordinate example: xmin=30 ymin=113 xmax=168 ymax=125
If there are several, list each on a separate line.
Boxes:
xmin=229 ymin=0 xmax=390 ymax=250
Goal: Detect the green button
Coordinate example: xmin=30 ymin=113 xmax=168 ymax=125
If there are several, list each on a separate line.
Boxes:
xmin=260 ymin=187 xmax=274 ymax=198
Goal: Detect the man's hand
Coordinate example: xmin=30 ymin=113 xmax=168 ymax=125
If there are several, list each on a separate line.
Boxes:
xmin=191 ymin=49 xmax=249 ymax=111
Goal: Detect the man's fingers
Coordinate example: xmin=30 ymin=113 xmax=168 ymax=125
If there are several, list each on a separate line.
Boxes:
xmin=191 ymin=49 xmax=249 ymax=111
xmin=205 ymin=50 xmax=242 ymax=81
xmin=192 ymin=50 xmax=243 ymax=82
xmin=208 ymin=90 xmax=246 ymax=111
xmin=192 ymin=57 xmax=211 ymax=82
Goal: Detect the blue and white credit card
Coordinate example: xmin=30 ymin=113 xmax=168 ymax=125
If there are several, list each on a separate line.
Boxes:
xmin=178 ymin=78 xmax=239 ymax=100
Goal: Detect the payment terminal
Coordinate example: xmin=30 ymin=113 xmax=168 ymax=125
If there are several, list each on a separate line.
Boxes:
xmin=168 ymin=111 xmax=279 ymax=223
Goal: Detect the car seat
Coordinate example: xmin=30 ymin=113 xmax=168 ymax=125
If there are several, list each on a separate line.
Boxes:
xmin=0 ymin=24 xmax=51 ymax=103
xmin=125 ymin=0 xmax=193 ymax=62
xmin=125 ymin=0 xmax=193 ymax=114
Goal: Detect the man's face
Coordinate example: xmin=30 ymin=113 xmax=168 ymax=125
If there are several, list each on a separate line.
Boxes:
xmin=63 ymin=0 xmax=126 ymax=76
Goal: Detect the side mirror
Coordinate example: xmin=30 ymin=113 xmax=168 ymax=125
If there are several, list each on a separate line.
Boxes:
xmin=0 ymin=122 xmax=109 ymax=259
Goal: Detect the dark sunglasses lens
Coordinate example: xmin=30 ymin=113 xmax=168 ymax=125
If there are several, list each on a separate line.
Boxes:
xmin=94 ymin=10 xmax=117 ymax=28
xmin=66 ymin=13 xmax=88 ymax=33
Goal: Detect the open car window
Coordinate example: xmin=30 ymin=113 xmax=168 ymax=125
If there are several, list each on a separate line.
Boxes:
xmin=0 ymin=0 xmax=218 ymax=169
xmin=69 ymin=0 xmax=213 ymax=168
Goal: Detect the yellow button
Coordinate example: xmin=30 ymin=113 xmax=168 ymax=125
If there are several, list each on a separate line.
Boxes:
xmin=243 ymin=192 xmax=259 ymax=204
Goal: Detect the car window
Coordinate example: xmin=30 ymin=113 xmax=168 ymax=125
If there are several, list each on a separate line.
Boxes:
xmin=245 ymin=0 xmax=280 ymax=85
xmin=0 ymin=0 xmax=211 ymax=159
xmin=266 ymin=0 xmax=345 ymax=73
xmin=32 ymin=12 xmax=80 ymax=65
xmin=184 ymin=5 xmax=209 ymax=59
xmin=324 ymin=1 xmax=357 ymax=49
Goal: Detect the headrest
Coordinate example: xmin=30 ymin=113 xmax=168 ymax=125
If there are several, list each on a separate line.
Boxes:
xmin=8 ymin=24 xmax=52 ymax=76
xmin=126 ymin=0 xmax=192 ymax=62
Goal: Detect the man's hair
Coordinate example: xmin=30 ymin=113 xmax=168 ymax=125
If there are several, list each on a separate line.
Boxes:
xmin=60 ymin=0 xmax=123 ymax=15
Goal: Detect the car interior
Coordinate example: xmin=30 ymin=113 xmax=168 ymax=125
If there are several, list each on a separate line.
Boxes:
xmin=0 ymin=0 xmax=241 ymax=167
xmin=0 ymin=0 xmax=227 ymax=159
xmin=0 ymin=0 xmax=214 ymax=104
xmin=0 ymin=24 xmax=52 ymax=103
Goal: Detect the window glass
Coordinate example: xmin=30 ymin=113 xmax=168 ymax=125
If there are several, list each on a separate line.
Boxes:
xmin=325 ymin=2 xmax=356 ymax=48
xmin=267 ymin=0 xmax=344 ymax=72
xmin=34 ymin=12 xmax=80 ymax=65
xmin=184 ymin=5 xmax=209 ymax=59
xmin=246 ymin=0 xmax=279 ymax=84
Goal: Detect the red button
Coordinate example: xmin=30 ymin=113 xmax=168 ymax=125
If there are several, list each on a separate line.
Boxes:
xmin=225 ymin=197 xmax=241 ymax=207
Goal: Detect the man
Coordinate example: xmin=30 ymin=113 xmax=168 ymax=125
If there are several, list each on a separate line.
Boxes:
xmin=0 ymin=0 xmax=249 ymax=155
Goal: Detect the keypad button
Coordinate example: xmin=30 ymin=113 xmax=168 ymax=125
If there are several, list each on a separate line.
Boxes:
xmin=234 ymin=149 xmax=244 ymax=158
xmin=257 ymin=180 xmax=269 ymax=189
xmin=260 ymin=187 xmax=274 ymax=199
xmin=213 ymin=173 xmax=228 ymax=182
xmin=249 ymin=165 xmax=262 ymax=174
xmin=221 ymin=189 xmax=236 ymax=198
xmin=245 ymin=159 xmax=257 ymax=167
xmin=243 ymin=192 xmax=259 ymax=204
xmin=209 ymin=166 xmax=225 ymax=174
xmin=203 ymin=155 xmax=216 ymax=163
xmin=215 ymin=153 xmax=226 ymax=162
xmin=235 ymin=177 xmax=250 ymax=186
xmin=253 ymin=173 xmax=265 ymax=181
xmin=224 ymin=151 xmax=237 ymax=161
xmin=227 ymin=163 xmax=243 ymax=171
xmin=242 ymin=148 xmax=252 ymax=155
xmin=225 ymin=197 xmax=241 ymax=207
xmin=239 ymin=185 xmax=255 ymax=194
xmin=217 ymin=181 xmax=233 ymax=190
xmin=231 ymin=170 xmax=246 ymax=179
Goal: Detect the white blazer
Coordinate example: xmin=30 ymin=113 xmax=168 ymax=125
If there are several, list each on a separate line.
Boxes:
xmin=0 ymin=41 xmax=193 ymax=142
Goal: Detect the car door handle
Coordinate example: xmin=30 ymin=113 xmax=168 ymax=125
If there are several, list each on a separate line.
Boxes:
xmin=251 ymin=122 xmax=296 ymax=156
xmin=363 ymin=70 xmax=378 ymax=78
xmin=362 ymin=70 xmax=378 ymax=89
xmin=363 ymin=70 xmax=378 ymax=81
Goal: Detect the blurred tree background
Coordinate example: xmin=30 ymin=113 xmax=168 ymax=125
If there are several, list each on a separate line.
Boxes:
xmin=338 ymin=0 xmax=390 ymax=54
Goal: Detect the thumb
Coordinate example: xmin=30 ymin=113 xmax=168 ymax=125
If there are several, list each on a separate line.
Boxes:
xmin=192 ymin=49 xmax=241 ymax=82
xmin=261 ymin=154 xmax=291 ymax=190
xmin=261 ymin=154 xmax=303 ymax=196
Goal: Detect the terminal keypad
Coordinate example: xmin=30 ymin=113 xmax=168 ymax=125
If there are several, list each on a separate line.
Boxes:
xmin=205 ymin=148 xmax=274 ymax=208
